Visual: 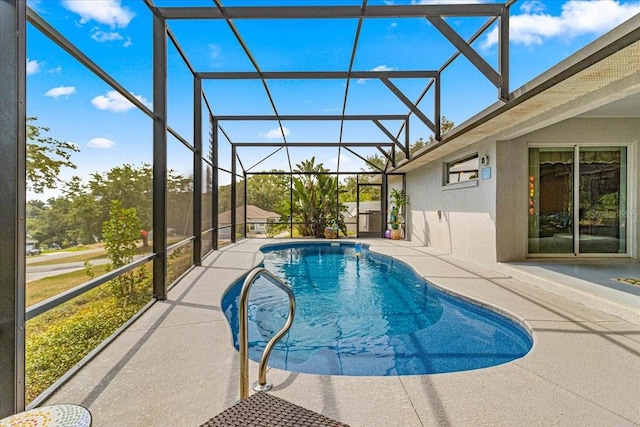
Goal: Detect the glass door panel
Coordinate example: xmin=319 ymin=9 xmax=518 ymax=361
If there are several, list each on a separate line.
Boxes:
xmin=578 ymin=147 xmax=627 ymax=254
xmin=357 ymin=184 xmax=382 ymax=238
xmin=528 ymin=148 xmax=574 ymax=254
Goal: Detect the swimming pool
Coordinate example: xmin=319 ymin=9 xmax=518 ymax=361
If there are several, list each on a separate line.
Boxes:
xmin=222 ymin=242 xmax=532 ymax=376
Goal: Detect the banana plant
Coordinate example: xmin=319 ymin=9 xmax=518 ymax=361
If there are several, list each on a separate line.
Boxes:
xmin=288 ymin=157 xmax=348 ymax=238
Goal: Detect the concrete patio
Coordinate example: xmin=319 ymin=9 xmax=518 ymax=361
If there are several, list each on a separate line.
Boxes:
xmin=45 ymin=239 xmax=640 ymax=426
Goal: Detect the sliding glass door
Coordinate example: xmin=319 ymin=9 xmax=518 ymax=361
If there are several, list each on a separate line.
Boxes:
xmin=578 ymin=147 xmax=627 ymax=254
xmin=528 ymin=148 xmax=574 ymax=254
xmin=528 ymin=146 xmax=627 ymax=255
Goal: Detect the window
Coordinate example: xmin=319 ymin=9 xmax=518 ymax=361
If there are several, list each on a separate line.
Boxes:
xmin=444 ymin=154 xmax=479 ymax=185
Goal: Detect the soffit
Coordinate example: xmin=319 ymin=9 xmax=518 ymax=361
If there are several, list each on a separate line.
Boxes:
xmin=393 ymin=17 xmax=640 ymax=173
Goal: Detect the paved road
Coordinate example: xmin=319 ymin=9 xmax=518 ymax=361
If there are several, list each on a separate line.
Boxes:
xmin=26 ymin=257 xmax=111 ymax=282
xmin=25 ymin=247 xmax=106 ymax=265
xmin=26 ymin=248 xmax=150 ymax=282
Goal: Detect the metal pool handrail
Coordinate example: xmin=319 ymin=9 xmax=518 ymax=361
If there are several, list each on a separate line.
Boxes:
xmin=239 ymin=267 xmax=296 ymax=400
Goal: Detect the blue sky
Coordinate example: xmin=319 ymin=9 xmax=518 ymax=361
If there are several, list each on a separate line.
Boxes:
xmin=25 ymin=0 xmax=640 ymax=199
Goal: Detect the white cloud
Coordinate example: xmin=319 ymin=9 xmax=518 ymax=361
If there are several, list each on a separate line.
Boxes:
xmin=482 ymin=0 xmax=640 ymax=49
xmin=258 ymin=127 xmax=290 ymax=139
xmin=329 ymin=154 xmax=351 ymax=165
xmin=323 ymin=107 xmax=341 ymax=112
xmin=389 ymin=22 xmax=398 ymax=29
xmin=62 ymin=0 xmax=134 ymax=29
xmin=123 ymin=37 xmax=132 ymax=48
xmin=358 ymin=64 xmax=396 ymax=84
xmin=91 ymin=90 xmax=151 ymax=113
xmin=87 ymin=137 xmax=116 ymax=149
xmin=26 ymin=59 xmax=41 ymax=75
xmin=44 ymin=86 xmax=76 ymax=98
xmin=47 ymin=65 xmax=63 ymax=74
xmin=91 ymin=27 xmax=124 ymax=43
xmin=371 ymin=65 xmax=395 ymax=72
xmin=209 ymin=44 xmax=222 ymax=59
xmin=520 ymin=0 xmax=546 ymax=14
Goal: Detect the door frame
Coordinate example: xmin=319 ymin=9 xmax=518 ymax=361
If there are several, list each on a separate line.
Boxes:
xmin=356 ymin=182 xmax=383 ymax=238
xmin=527 ymin=142 xmax=635 ymax=258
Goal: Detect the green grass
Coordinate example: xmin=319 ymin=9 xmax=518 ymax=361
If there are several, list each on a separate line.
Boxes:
xmin=29 ymin=246 xmax=157 ymax=267
xmin=616 ymin=278 xmax=640 ymax=287
xmin=28 ymin=251 xmax=112 ymax=267
xmin=29 ymin=238 xmax=183 ymax=267
xmin=27 ymin=265 xmax=111 ymax=306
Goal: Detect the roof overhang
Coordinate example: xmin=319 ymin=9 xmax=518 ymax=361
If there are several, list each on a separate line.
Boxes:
xmin=392 ymin=14 xmax=640 ymax=173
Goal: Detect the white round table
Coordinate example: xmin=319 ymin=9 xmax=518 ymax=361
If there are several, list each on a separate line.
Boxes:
xmin=0 ymin=404 xmax=91 ymax=427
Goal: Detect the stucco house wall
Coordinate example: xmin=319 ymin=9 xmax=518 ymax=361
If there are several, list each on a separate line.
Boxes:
xmin=406 ymin=140 xmax=497 ymax=266
xmin=496 ymin=117 xmax=640 ymax=261
xmin=406 ymin=117 xmax=640 ymax=267
xmin=495 ymin=138 xmax=528 ymax=262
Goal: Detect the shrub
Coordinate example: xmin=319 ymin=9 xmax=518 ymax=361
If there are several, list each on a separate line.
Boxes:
xmin=26 ymin=286 xmax=149 ymax=402
xmin=167 ymin=245 xmax=193 ymax=284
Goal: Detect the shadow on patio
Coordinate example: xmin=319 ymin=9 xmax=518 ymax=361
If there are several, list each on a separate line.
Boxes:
xmin=42 ymin=239 xmax=640 ymax=427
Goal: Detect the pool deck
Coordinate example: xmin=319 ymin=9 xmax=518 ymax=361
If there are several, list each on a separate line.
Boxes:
xmin=45 ymin=239 xmax=640 ymax=426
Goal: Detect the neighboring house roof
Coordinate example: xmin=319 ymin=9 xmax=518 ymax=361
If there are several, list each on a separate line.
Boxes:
xmin=218 ymin=205 xmax=280 ymax=223
xmin=393 ymin=15 xmax=640 ymax=173
xmin=246 ymin=205 xmax=281 ymax=220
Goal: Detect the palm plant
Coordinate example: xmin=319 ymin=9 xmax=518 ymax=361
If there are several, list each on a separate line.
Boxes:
xmin=289 ymin=157 xmax=348 ymax=238
xmin=389 ymin=188 xmax=408 ymax=236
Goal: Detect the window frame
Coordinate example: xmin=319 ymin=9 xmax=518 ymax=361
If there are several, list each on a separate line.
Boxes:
xmin=442 ymin=153 xmax=480 ymax=189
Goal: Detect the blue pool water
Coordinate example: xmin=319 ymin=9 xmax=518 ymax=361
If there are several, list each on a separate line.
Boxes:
xmin=222 ymin=243 xmax=532 ymax=376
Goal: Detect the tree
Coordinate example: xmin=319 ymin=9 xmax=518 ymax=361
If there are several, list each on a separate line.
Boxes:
xmin=29 ymin=165 xmax=151 ymax=247
xmin=166 ymin=171 xmax=194 ymax=236
xmin=62 ymin=176 xmax=103 ymax=244
xmin=340 ymin=176 xmax=358 ymax=203
xmin=289 ymin=157 xmax=348 ymax=238
xmin=410 ymin=138 xmax=425 ymax=155
xmin=217 ymin=184 xmax=232 ymax=215
xmin=339 ymin=175 xmax=381 ymax=203
xmin=29 ymin=196 xmax=80 ymax=248
xmin=26 ymin=162 xmax=197 ymax=246
xmin=89 ymin=164 xmax=153 ymax=232
xmin=90 ymin=163 xmax=195 ymax=237
xmin=363 ymin=117 xmax=456 ymax=171
xmin=246 ymin=172 xmax=289 ymax=213
xmin=26 ymin=200 xmax=46 ymax=242
xmin=102 ymin=200 xmax=146 ymax=299
xmin=26 ymin=117 xmax=79 ymax=193
xmin=429 ymin=116 xmax=455 ymax=142
xmin=363 ymin=154 xmax=386 ymax=172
